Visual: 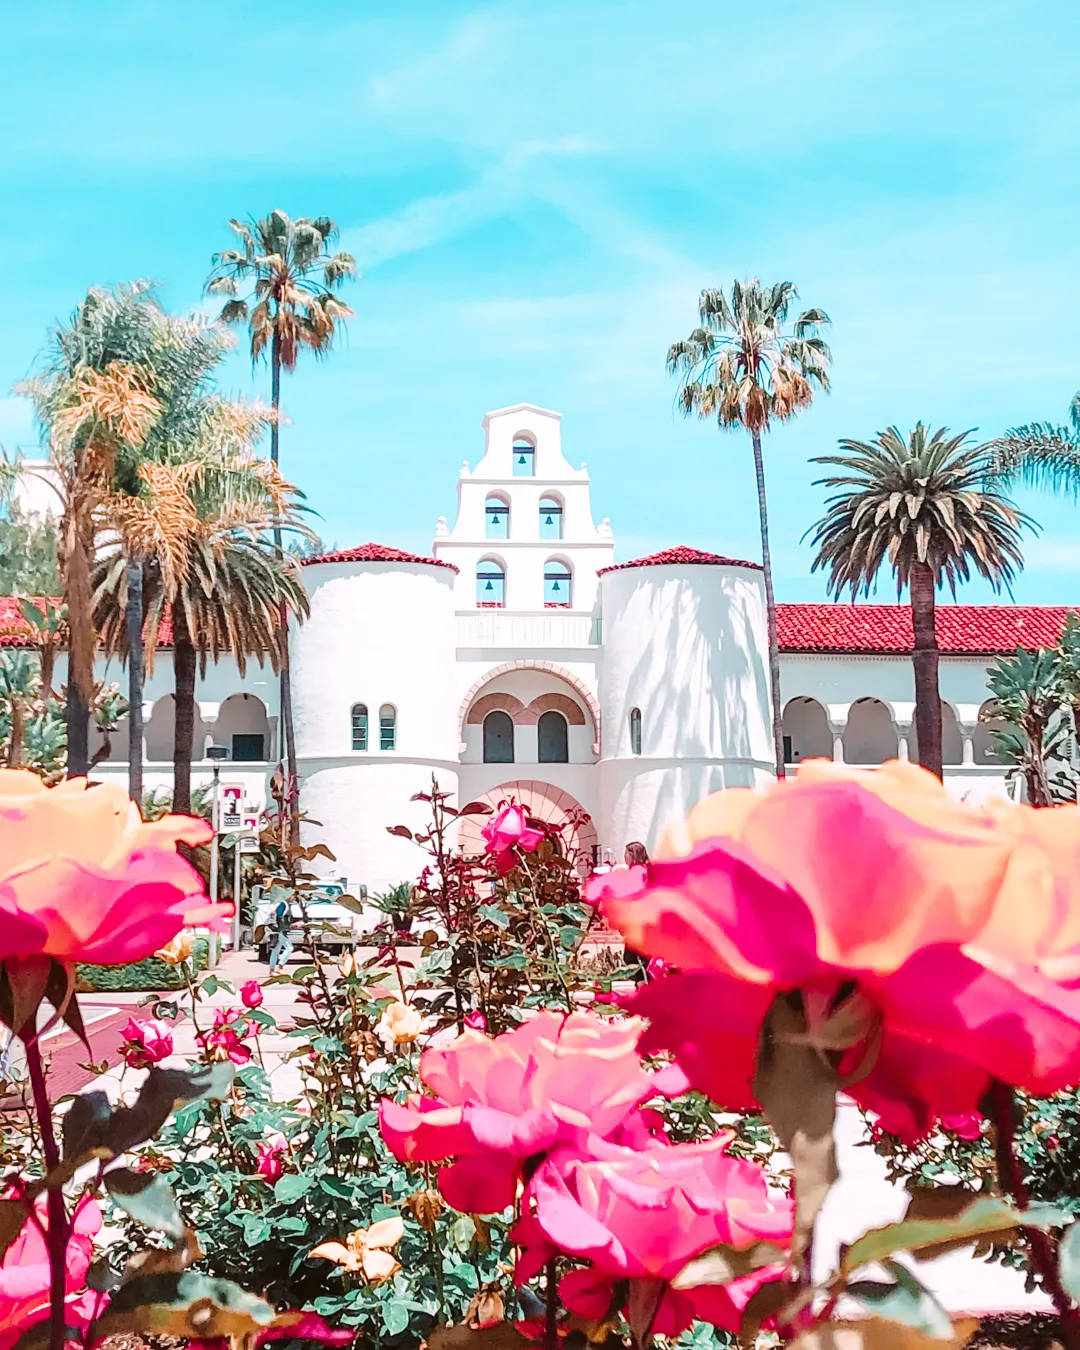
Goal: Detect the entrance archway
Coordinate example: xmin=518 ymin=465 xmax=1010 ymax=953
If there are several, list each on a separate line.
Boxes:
xmin=456 ymin=779 xmax=598 ymax=875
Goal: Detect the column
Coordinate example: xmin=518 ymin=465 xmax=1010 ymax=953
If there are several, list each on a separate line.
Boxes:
xmin=962 ymin=734 xmax=974 ymax=766
xmin=832 ymin=732 xmax=844 ymax=763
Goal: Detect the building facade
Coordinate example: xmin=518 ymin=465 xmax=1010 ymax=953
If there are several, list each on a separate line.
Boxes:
xmin=5 ymin=402 xmax=1072 ymax=898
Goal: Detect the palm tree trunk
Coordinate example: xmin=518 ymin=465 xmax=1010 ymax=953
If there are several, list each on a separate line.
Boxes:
xmin=910 ymin=562 xmax=943 ymax=779
xmin=172 ymin=603 xmax=196 ymax=816
xmin=66 ymin=683 xmax=89 ymax=777
xmin=63 ymin=506 xmax=94 ymax=777
xmin=750 ymin=433 xmax=785 ymax=778
xmin=7 ymin=699 xmax=23 ymax=767
xmin=270 ymin=329 xmax=301 ymax=845
xmin=125 ymin=557 xmax=145 ymax=807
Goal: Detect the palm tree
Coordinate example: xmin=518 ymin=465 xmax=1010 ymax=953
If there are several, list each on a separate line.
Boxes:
xmin=205 ymin=211 xmax=356 ymax=839
xmin=667 ymin=280 xmax=831 ymax=777
xmin=984 ymin=648 xmax=1070 ymax=806
xmin=985 ymin=391 xmax=1080 ymax=492
xmin=95 ymin=459 xmax=310 ymax=813
xmin=808 ymin=425 xmax=1032 ymax=778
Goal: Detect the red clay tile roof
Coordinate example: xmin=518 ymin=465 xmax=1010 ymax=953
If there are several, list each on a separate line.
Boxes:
xmin=777 ymin=603 xmax=1079 ymax=656
xmin=302 ymin=542 xmax=458 ymax=572
xmin=0 ymin=596 xmax=57 ymax=647
xmin=599 ymin=545 xmax=762 ymax=574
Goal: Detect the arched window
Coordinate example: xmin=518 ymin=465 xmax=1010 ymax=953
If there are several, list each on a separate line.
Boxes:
xmin=476 ymin=557 xmax=506 ymax=608
xmin=629 ymin=707 xmax=642 ymax=755
xmin=482 ymin=710 xmax=515 ymax=763
xmin=351 ymin=703 xmax=368 ymax=751
xmin=512 ymin=436 xmax=535 ymax=476
xmin=379 ymin=704 xmax=396 ymax=751
xmin=539 ymin=495 xmax=563 ymax=540
xmin=485 ymin=494 xmax=510 ymax=540
xmin=538 ymin=710 xmax=569 ymax=763
xmin=543 ymin=558 xmax=572 ymax=607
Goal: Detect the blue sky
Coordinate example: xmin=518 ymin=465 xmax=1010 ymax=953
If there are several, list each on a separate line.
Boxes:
xmin=2 ymin=0 xmax=1080 ymax=602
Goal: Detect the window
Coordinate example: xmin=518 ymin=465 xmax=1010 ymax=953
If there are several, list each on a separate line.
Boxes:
xmin=482 ymin=710 xmax=515 ymax=763
xmin=543 ymin=558 xmax=572 ymax=607
xmin=485 ymin=494 xmax=510 ymax=540
xmin=512 ymin=437 xmax=535 ymax=476
xmin=629 ymin=707 xmax=642 ymax=756
xmin=539 ymin=496 xmax=563 ymax=540
xmin=231 ymin=732 xmax=265 ymax=762
xmin=379 ymin=704 xmax=396 ymax=751
xmin=538 ymin=710 xmax=568 ymax=763
xmin=351 ymin=703 xmax=368 ymax=751
xmin=476 ymin=558 xmax=506 ymax=607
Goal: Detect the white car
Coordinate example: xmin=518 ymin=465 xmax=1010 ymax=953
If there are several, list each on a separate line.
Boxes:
xmin=252 ymin=879 xmax=366 ymax=962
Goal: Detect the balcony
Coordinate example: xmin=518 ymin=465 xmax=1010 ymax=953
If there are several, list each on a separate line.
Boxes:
xmin=456 ymin=609 xmax=601 ymax=649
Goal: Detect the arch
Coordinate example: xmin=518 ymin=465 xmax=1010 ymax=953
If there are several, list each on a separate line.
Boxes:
xmin=351 ymin=702 xmax=369 ymax=751
xmin=629 ymin=706 xmax=642 ymax=756
xmin=458 ymin=661 xmax=601 ymax=754
xmin=782 ymin=696 xmax=833 ymax=765
xmin=145 ymin=694 xmax=207 ymax=763
xmin=455 ymin=779 xmax=598 ymax=876
xmin=476 ymin=555 xmax=506 ymax=608
xmin=843 ymin=697 xmax=898 ymax=765
xmin=379 ymin=703 xmax=397 ymax=751
xmin=482 ymin=710 xmax=515 ymax=763
xmin=485 ymin=492 xmax=510 ymax=540
xmin=512 ymin=433 xmax=536 ymax=477
xmin=520 ymin=692 xmax=586 ymax=726
xmin=543 ymin=556 xmax=572 ymax=607
xmin=465 ymin=692 xmax=525 ymax=725
xmin=908 ymin=701 xmax=965 ymax=767
xmin=974 ymin=699 xmax=1005 ymax=765
xmin=216 ymin=693 xmax=270 ymax=762
xmin=538 ymin=710 xmax=569 ymax=762
xmin=539 ymin=493 xmax=564 ymax=541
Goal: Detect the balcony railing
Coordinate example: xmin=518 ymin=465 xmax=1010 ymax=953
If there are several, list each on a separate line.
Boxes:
xmin=457 ymin=609 xmax=601 ymax=648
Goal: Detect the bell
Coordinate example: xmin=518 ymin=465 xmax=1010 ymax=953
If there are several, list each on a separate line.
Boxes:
xmin=485 ymin=580 xmax=494 ymax=592
xmin=544 ymin=514 xmax=554 ymax=526
xmin=490 ymin=513 xmax=501 ymax=526
xmin=517 ymin=453 xmax=527 ymax=465
xmin=551 ymin=580 xmax=561 ymax=592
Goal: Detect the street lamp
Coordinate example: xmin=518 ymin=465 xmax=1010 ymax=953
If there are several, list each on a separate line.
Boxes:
xmin=206 ymin=745 xmax=229 ymax=966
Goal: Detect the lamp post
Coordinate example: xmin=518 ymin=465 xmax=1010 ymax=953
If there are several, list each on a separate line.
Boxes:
xmin=206 ymin=745 xmax=229 ymax=967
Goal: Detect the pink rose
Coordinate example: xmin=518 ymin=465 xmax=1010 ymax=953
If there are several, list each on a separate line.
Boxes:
xmin=189 ymin=1310 xmax=353 ymax=1350
xmin=0 ymin=1192 xmax=103 ymax=1350
xmin=241 ymin=980 xmax=264 ymax=1009
xmin=256 ymin=1135 xmax=287 ymax=1181
xmin=940 ymin=1113 xmax=983 ymax=1141
xmin=198 ymin=1009 xmax=252 ymax=1065
xmin=119 ymin=1016 xmax=173 ymax=1069
xmin=481 ymin=803 xmax=545 ymax=876
xmin=463 ymin=1011 xmax=486 ymax=1031
xmin=593 ymin=764 xmax=1080 ymax=1140
xmin=514 ymin=1130 xmax=792 ymax=1337
xmin=0 ymin=770 xmax=225 ymax=969
xmin=380 ymin=1011 xmax=676 ymax=1214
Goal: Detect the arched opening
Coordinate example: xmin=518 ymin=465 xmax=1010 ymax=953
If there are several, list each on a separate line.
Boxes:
xmin=512 ymin=434 xmax=535 ymax=477
xmin=216 ymin=693 xmax=269 ymax=762
xmin=482 ymin=710 xmax=515 ymax=763
xmin=455 ymin=780 xmax=598 ymax=876
xmin=379 ymin=704 xmax=397 ymax=751
xmin=539 ymin=494 xmax=564 ymax=541
xmin=538 ymin=710 xmax=569 ymax=763
xmin=629 ymin=706 xmax=642 ymax=756
xmin=974 ymin=699 xmax=1005 ymax=765
xmin=476 ymin=557 xmax=506 ymax=608
xmin=351 ymin=703 xmax=368 ymax=751
xmin=485 ymin=493 xmax=510 ymax=540
xmin=843 ymin=697 xmax=898 ymax=765
xmin=909 ymin=701 xmax=966 ymax=767
xmin=145 ymin=694 xmax=207 ymax=763
xmin=543 ymin=558 xmax=572 ymax=607
xmin=782 ymin=697 xmax=833 ymax=765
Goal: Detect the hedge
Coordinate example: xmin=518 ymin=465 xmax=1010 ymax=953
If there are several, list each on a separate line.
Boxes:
xmin=75 ymin=936 xmax=213 ymax=992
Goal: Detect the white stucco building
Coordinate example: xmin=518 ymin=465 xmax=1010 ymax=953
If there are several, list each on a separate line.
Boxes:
xmin=4 ymin=402 xmax=1073 ymax=895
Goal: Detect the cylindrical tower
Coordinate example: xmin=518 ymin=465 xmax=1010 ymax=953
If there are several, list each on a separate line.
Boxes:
xmin=597 ymin=547 xmax=773 ymax=854
xmin=290 ymin=544 xmax=459 ymax=895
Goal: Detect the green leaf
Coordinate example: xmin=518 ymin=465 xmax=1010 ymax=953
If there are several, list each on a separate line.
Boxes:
xmin=318 ymin=1176 xmax=355 ymax=1200
xmin=847 ymin=1262 xmax=954 ymax=1339
xmin=103 ymin=1064 xmax=236 ymax=1157
xmin=1059 ymin=1219 xmax=1080 ymax=1300
xmin=383 ymin=1300 xmax=410 ymax=1336
xmin=274 ymin=1173 xmax=315 ymax=1203
xmin=477 ymin=905 xmax=509 ymax=929
xmin=106 ymin=1168 xmax=185 ymax=1239
xmin=671 ymin=1239 xmax=788 ymax=1290
xmin=62 ymin=1091 xmax=113 ymax=1162
xmin=451 ymin=1215 xmax=476 ymax=1252
xmin=88 ymin=1271 xmax=277 ymax=1340
xmin=840 ymin=1197 xmax=1071 ymax=1276
xmin=200 ymin=975 xmax=219 ymax=997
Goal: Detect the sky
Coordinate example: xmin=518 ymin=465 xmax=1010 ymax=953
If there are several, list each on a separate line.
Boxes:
xmin=2 ymin=0 xmax=1080 ymax=603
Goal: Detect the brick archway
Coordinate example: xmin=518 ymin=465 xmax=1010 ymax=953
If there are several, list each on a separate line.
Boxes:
xmin=456 ymin=780 xmax=598 ymax=875
xmin=458 ymin=661 xmax=600 ymax=754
